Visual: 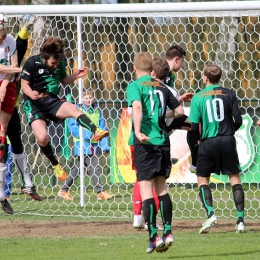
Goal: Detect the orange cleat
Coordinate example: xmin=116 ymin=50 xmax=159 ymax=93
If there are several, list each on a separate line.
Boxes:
xmin=53 ymin=164 xmax=67 ymax=181
xmin=93 ymin=128 xmax=109 ymax=141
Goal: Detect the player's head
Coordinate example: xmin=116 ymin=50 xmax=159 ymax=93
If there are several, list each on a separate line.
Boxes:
xmin=151 ymin=57 xmax=170 ymax=81
xmin=40 ymin=37 xmax=65 ymax=71
xmin=0 ymin=12 xmax=8 ymax=45
xmin=202 ymin=65 xmax=222 ymax=85
xmin=83 ymin=89 xmax=95 ymax=107
xmin=165 ymin=44 xmax=186 ymax=72
xmin=133 ymin=52 xmax=152 ymax=74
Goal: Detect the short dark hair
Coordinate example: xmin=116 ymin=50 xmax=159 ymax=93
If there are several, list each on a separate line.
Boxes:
xmin=40 ymin=37 xmax=65 ymax=61
xmin=152 ymin=57 xmax=170 ymax=81
xmin=165 ymin=44 xmax=186 ymax=60
xmin=203 ymin=65 xmax=222 ymax=84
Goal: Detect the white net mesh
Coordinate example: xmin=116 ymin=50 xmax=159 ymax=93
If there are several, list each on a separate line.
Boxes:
xmin=3 ymin=5 xmax=260 ymax=220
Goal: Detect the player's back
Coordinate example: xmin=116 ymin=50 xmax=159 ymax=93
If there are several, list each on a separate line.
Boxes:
xmin=127 ymin=75 xmax=176 ymax=145
xmin=192 ymin=85 xmax=241 ymax=139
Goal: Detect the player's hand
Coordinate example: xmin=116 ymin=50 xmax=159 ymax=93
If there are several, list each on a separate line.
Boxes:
xmin=135 ymin=132 xmax=150 ymax=143
xmin=179 ymin=93 xmax=194 ymax=102
xmin=0 ymin=82 xmax=7 ymax=102
xmin=75 ymin=67 xmax=89 ymax=78
xmin=29 ymin=90 xmax=40 ymax=100
xmin=257 ymin=120 xmax=260 ymax=127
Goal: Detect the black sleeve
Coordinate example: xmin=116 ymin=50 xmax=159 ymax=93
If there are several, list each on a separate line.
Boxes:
xmin=191 ymin=122 xmax=200 ymax=141
xmin=21 ymin=57 xmax=34 ymax=82
xmin=233 ymin=114 xmax=242 ymax=131
xmin=16 ymin=36 xmax=28 ymax=66
xmin=231 ymin=91 xmax=242 ymax=132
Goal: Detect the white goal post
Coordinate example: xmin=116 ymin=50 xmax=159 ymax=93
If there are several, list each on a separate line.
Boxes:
xmin=2 ymin=2 xmax=260 ymax=220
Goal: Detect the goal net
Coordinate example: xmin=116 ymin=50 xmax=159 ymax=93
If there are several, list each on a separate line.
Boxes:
xmin=3 ymin=2 xmax=260 ymax=220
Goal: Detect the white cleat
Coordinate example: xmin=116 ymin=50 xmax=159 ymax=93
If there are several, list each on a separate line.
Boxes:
xmin=199 ymin=214 xmax=217 ymax=234
xmin=133 ymin=219 xmax=145 ymax=230
xmin=235 ymin=222 xmax=246 ymax=233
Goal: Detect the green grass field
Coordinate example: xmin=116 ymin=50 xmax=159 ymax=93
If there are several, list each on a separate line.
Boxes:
xmin=2 ymin=174 xmax=260 ymax=260
xmin=1 ymin=189 xmax=259 ymax=260
xmin=0 ymin=222 xmax=259 ymax=260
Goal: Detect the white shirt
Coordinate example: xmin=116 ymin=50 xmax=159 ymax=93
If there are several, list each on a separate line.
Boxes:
xmin=0 ymin=34 xmax=16 ymax=82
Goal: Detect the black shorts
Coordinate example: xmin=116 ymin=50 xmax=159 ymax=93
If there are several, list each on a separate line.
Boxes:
xmin=7 ymin=107 xmax=23 ymax=154
xmin=23 ymin=94 xmax=66 ymax=125
xmin=166 ymin=114 xmax=189 ymax=132
xmin=196 ymin=135 xmax=241 ymax=177
xmin=134 ymin=144 xmax=171 ymax=181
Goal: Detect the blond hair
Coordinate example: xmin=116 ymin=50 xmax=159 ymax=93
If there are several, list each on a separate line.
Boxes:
xmin=133 ymin=52 xmax=152 ymax=72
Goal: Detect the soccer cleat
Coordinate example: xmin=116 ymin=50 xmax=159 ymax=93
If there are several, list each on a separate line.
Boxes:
xmin=97 ymin=190 xmax=114 ymax=200
xmin=133 ymin=218 xmax=145 ymax=230
xmin=199 ymin=214 xmax=217 ymax=234
xmin=189 ymin=164 xmax=197 ymax=173
xmin=145 ymin=223 xmax=164 ymax=231
xmin=156 ymin=224 xmax=164 ymax=231
xmin=157 ymin=234 xmax=175 ymax=253
xmin=146 ymin=236 xmax=165 ymax=254
xmin=0 ymin=199 xmax=13 ymax=214
xmin=58 ymin=190 xmax=73 ymax=201
xmin=21 ymin=186 xmax=42 ymax=201
xmin=53 ymin=164 xmax=67 ymax=181
xmin=235 ymin=222 xmax=245 ymax=233
xmin=93 ymin=128 xmax=109 ymax=142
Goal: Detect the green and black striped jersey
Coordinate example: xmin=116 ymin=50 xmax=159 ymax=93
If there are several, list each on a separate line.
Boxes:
xmin=126 ymin=75 xmax=180 ymax=145
xmin=189 ymin=84 xmax=241 ymax=140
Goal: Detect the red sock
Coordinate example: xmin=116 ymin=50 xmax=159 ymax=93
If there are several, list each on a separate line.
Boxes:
xmin=152 ymin=187 xmax=160 ymax=213
xmin=133 ymin=180 xmax=142 ymax=215
xmin=0 ymin=136 xmax=6 ymax=159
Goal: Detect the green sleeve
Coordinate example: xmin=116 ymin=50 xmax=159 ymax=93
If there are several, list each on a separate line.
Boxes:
xmin=126 ymin=83 xmax=141 ymax=107
xmin=188 ymin=95 xmax=201 ymax=123
xmin=59 ymin=59 xmax=68 ymax=79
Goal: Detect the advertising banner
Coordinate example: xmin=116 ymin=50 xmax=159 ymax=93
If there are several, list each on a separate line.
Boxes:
xmin=110 ymin=107 xmax=259 ymax=184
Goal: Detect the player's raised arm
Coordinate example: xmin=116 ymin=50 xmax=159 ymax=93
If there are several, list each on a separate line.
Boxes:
xmin=0 ymin=64 xmax=22 ymax=74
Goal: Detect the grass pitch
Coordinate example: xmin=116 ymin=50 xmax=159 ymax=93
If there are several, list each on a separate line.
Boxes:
xmin=0 ymin=226 xmax=259 ymax=260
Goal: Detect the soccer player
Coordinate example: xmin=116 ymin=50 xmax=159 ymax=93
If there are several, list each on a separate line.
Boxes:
xmin=21 ymin=36 xmax=109 ymax=182
xmin=127 ymin=52 xmax=184 ymax=253
xmin=164 ymin=44 xmax=198 ymax=172
xmin=189 ymin=64 xmax=245 ymax=234
xmin=131 ymin=57 xmax=181 ymax=230
xmin=6 ymin=14 xmax=42 ymax=201
xmin=0 ymin=13 xmax=20 ymax=214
